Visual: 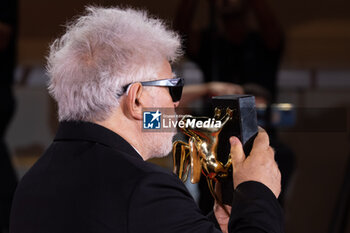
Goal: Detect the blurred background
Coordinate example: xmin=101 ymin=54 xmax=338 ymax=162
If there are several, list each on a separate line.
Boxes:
xmin=1 ymin=0 xmax=350 ymax=233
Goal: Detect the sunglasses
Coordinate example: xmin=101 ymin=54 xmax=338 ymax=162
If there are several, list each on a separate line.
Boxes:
xmin=121 ymin=78 xmax=184 ymax=102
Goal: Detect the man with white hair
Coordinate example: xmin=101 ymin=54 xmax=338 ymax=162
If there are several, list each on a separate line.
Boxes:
xmin=10 ymin=6 xmax=283 ymax=233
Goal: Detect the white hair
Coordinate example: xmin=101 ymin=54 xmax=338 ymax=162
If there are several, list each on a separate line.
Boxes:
xmin=47 ymin=6 xmax=182 ymax=122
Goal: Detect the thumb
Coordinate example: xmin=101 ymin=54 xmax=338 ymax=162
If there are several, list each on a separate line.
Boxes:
xmin=229 ymin=136 xmax=245 ymax=167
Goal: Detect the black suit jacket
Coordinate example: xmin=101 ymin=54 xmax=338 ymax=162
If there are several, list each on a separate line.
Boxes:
xmin=10 ymin=121 xmax=283 ymax=233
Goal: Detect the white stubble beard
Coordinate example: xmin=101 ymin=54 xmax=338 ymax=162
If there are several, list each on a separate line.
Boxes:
xmin=142 ymin=87 xmax=177 ymax=159
xmin=143 ymin=129 xmax=176 ymax=159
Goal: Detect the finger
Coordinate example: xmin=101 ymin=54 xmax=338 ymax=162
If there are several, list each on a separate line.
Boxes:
xmin=229 ymin=136 xmax=245 ymax=167
xmin=258 ymin=126 xmax=266 ymax=133
xmin=234 ymin=85 xmax=244 ymax=94
xmin=252 ymin=130 xmax=270 ymax=151
xmin=267 ymin=146 xmax=275 ymax=159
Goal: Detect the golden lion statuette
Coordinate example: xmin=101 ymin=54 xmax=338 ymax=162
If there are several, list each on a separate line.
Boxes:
xmin=172 ymin=107 xmax=233 ymax=206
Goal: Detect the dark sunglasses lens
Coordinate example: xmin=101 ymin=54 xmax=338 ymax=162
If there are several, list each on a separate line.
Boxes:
xmin=169 ymin=86 xmax=183 ymax=102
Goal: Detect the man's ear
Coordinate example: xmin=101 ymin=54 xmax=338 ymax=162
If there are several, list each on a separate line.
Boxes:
xmin=124 ymin=83 xmax=143 ymax=120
